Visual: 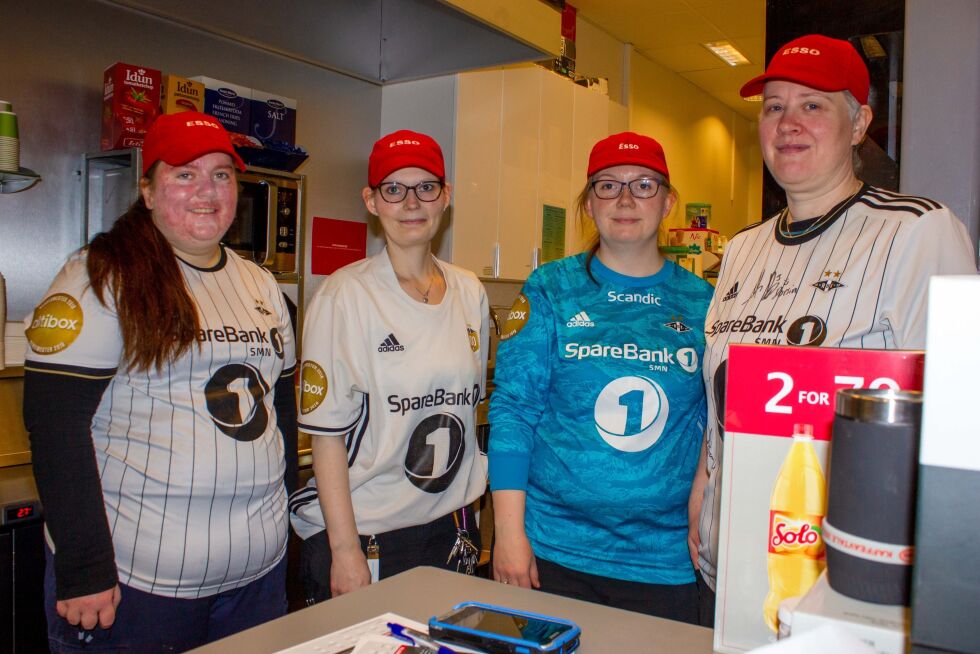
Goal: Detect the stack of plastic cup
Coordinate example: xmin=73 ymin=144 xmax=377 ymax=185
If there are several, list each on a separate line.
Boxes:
xmin=0 ymin=102 xmax=20 ymax=173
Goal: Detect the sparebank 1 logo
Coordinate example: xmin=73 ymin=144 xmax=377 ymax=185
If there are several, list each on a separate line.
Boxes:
xmin=404 ymin=413 xmax=465 ymax=493
xmin=594 ymin=376 xmax=670 ymax=452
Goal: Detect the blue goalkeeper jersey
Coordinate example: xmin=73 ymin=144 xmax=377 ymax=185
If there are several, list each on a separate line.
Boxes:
xmin=489 ymin=253 xmax=713 ymax=584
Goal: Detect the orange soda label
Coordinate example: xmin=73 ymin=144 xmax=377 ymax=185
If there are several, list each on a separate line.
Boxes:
xmin=768 ymin=511 xmax=825 ymax=559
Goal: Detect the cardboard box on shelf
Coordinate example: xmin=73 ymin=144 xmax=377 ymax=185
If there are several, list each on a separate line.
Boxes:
xmin=101 ymin=62 xmax=161 ymax=151
xmin=190 ymin=76 xmax=251 ymax=134
xmin=250 ymin=89 xmax=296 ymax=145
xmin=161 ymin=75 xmax=204 ymax=114
xmin=670 ymin=227 xmax=719 ymax=251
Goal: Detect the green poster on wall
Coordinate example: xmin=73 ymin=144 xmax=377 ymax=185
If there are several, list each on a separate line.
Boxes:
xmin=541 ymin=204 xmax=566 ymax=263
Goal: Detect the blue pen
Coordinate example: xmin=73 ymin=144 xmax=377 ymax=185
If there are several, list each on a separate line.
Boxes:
xmin=387 ymin=622 xmax=458 ymax=654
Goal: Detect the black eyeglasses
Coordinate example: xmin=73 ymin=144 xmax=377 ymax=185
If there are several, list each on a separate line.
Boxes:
xmin=590 ymin=177 xmax=665 ymax=200
xmin=376 ymin=180 xmax=444 ymax=203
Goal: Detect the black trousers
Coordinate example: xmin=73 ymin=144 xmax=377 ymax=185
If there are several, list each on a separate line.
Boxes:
xmin=535 ymin=557 xmax=700 ymax=625
xmin=301 ymin=508 xmax=480 ymax=604
xmin=696 ymin=572 xmax=716 ymax=627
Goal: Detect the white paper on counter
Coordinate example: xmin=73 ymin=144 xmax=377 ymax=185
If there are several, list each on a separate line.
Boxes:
xmin=746 ymin=624 xmax=876 ymax=654
xmin=273 ymin=614 xmax=426 ymax=654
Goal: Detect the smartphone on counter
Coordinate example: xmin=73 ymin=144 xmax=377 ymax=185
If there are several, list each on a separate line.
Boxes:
xmin=428 ymin=602 xmax=581 ymax=654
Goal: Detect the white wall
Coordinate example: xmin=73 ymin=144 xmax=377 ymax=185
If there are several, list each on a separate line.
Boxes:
xmin=574 ymin=17 xmax=629 ymax=106
xmin=901 ymin=0 xmax=980 ymax=258
xmin=629 ymin=53 xmax=762 ymax=240
xmin=377 ymin=77 xmax=459 ymax=261
xmin=565 ymin=18 xmax=764 ymax=240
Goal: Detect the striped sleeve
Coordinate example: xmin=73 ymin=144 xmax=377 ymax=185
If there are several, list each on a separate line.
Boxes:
xmin=881 ymin=205 xmax=977 ymax=348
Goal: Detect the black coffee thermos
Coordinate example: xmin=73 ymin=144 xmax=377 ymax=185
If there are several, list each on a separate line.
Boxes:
xmin=824 ymin=388 xmax=922 ymax=605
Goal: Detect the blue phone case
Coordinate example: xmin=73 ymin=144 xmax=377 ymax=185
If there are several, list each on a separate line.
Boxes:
xmin=428 ymin=601 xmax=581 ymax=654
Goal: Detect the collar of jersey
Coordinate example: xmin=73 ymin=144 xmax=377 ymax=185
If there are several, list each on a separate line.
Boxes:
xmin=774 ymin=182 xmax=868 ymax=246
xmin=590 ymin=253 xmax=672 ymax=288
xmin=176 ymin=246 xmax=228 ymax=272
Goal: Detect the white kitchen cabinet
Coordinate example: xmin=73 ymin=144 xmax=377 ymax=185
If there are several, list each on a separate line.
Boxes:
xmin=381 ymin=65 xmax=626 ymax=280
xmin=454 ymin=66 xmax=624 ymax=279
xmin=495 ymin=67 xmax=548 ymax=279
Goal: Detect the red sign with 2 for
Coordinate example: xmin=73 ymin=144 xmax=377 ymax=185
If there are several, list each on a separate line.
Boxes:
xmin=724 ymin=344 xmax=925 ymax=440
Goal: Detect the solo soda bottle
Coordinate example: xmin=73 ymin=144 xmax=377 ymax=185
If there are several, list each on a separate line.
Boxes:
xmin=763 ymin=423 xmax=827 ymax=632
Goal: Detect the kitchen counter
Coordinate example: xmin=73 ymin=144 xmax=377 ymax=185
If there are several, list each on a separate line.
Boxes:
xmin=189 ymin=566 xmax=716 ymax=653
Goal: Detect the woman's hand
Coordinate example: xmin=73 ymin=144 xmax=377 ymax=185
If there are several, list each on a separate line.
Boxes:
xmin=56 ymin=585 xmax=121 ymax=630
xmin=493 ymin=530 xmax=539 ymax=589
xmin=313 ymin=434 xmax=371 ymax=597
xmin=491 ymin=489 xmax=539 ymax=589
xmin=688 ymin=528 xmax=701 ymax=571
xmin=687 ymin=438 xmax=709 ymax=570
xmin=329 ymin=544 xmax=372 ymax=597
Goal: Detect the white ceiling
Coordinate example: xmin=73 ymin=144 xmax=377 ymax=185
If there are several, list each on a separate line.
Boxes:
xmin=570 ymin=0 xmax=766 ymax=120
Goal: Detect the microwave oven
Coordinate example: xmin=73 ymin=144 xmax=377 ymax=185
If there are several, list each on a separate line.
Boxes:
xmin=225 ymin=167 xmax=305 ymax=282
xmin=82 ymin=151 xmax=304 ymax=283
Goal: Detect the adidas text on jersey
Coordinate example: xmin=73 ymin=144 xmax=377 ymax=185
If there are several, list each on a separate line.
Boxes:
xmin=378 ymin=333 xmax=405 ymax=352
xmin=566 ymin=311 xmax=595 ymax=327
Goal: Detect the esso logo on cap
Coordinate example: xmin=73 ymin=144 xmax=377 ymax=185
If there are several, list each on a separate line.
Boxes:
xmin=389 ymin=139 xmax=421 ymax=148
xmin=185 ymin=119 xmax=220 ymax=129
xmin=782 ymin=46 xmax=821 ymax=56
xmin=618 ymin=143 xmax=639 ymax=150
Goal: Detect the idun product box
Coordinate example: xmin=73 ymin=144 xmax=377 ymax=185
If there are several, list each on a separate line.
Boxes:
xmin=713 ymin=344 xmax=924 ymax=653
xmin=161 ymin=75 xmax=204 ymax=114
xmin=101 ymin=62 xmax=161 ymax=151
xmin=792 ymin=572 xmax=909 ymax=654
xmin=190 ymin=76 xmax=250 ymax=134
xmin=250 ymin=89 xmax=297 ymax=145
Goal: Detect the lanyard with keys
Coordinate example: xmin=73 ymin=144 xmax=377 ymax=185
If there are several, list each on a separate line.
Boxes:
xmin=448 ymin=508 xmax=479 ymax=575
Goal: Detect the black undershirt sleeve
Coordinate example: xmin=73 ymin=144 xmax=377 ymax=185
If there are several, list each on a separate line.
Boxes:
xmin=23 ymin=368 xmax=118 ymax=600
xmin=275 ymin=372 xmax=299 ymax=495
xmin=278 ymin=291 xmax=299 ymax=495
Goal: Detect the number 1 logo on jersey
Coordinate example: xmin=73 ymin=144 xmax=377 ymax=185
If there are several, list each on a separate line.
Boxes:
xmin=205 ymin=363 xmax=271 ymax=441
xmin=404 ymin=413 xmax=465 ymax=493
xmin=594 ymin=376 xmax=670 ymax=452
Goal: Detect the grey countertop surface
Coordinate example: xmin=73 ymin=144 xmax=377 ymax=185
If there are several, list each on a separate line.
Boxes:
xmin=190 ymin=566 xmax=716 ymax=654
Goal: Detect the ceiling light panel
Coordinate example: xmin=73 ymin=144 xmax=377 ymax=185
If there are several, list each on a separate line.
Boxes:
xmin=702 ymin=41 xmax=751 ymax=66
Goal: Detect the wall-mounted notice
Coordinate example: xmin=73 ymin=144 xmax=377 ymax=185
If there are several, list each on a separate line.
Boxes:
xmin=541 ymin=204 xmax=566 ymax=263
xmin=311 ymin=217 xmax=367 ymax=276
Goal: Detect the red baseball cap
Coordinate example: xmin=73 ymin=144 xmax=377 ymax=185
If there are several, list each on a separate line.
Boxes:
xmin=587 ymin=132 xmax=669 ymax=181
xmin=740 ymin=34 xmax=870 ymax=104
xmin=140 ymin=111 xmax=246 ymax=175
xmin=368 ymin=129 xmax=445 ymax=187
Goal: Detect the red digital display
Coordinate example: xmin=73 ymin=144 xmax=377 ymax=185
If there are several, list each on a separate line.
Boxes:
xmin=3 ymin=502 xmax=38 ymax=524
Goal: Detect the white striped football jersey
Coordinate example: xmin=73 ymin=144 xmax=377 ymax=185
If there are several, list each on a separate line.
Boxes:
xmin=24 ymin=248 xmax=296 ymax=598
xmin=289 ymin=249 xmax=489 ymax=538
xmin=696 ymin=185 xmax=977 ymax=589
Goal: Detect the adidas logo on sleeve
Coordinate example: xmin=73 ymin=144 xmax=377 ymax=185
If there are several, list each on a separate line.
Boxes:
xmin=377 ymin=333 xmax=405 ymax=352
xmin=566 ymin=311 xmax=595 ymax=328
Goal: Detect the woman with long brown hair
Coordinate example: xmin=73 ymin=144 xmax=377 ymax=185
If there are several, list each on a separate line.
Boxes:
xmin=23 ymin=112 xmax=297 ymax=652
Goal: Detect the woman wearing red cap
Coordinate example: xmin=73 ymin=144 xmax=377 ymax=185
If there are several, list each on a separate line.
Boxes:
xmin=689 ymin=34 xmax=977 ymax=626
xmin=23 ymin=112 xmax=298 ymax=651
xmin=289 ymin=130 xmax=489 ymax=600
xmin=488 ymin=132 xmax=714 ymax=623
